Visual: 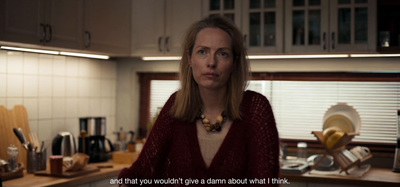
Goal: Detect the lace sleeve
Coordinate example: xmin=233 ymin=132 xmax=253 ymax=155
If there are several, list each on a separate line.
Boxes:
xmin=118 ymin=93 xmax=176 ymax=185
xmin=245 ymin=91 xmax=280 ymax=186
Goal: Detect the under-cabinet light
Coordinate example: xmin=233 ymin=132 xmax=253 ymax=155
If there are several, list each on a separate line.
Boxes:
xmin=1 ymin=46 xmax=59 ymax=55
xmin=248 ymin=54 xmax=349 ymax=59
xmin=0 ymin=46 xmax=110 ymax=60
xmin=60 ymin=52 xmax=109 ymax=60
xmin=142 ymin=56 xmax=182 ymax=61
xmin=350 ymin=54 xmax=400 ymax=58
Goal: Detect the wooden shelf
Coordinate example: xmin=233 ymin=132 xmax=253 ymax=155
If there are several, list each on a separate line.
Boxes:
xmin=310 ymin=131 xmax=372 ymax=175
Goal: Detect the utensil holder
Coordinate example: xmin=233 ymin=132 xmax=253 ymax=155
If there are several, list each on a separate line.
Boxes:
xmin=27 ymin=149 xmax=46 ymax=173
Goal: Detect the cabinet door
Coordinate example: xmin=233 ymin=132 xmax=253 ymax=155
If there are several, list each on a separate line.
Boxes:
xmin=44 ymin=0 xmax=83 ymax=49
xmin=0 ymin=0 xmax=44 ymax=44
xmin=131 ymin=0 xmax=164 ymax=56
xmin=202 ymin=0 xmax=242 ymax=27
xmin=165 ymin=0 xmax=202 ymax=56
xmin=242 ymin=0 xmax=284 ymax=54
xmin=83 ymin=0 xmax=131 ymax=55
xmin=329 ymin=0 xmax=376 ymax=52
xmin=284 ymin=0 xmax=329 ymax=53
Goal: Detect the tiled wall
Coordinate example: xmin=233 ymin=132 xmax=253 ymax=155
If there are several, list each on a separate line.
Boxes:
xmin=0 ymin=50 xmax=117 ymax=146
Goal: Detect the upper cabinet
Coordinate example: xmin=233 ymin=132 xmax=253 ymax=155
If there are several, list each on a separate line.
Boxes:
xmin=0 ymin=0 xmax=384 ymax=57
xmin=202 ymin=0 xmax=242 ymax=27
xmin=131 ymin=0 xmax=202 ymax=57
xmin=0 ymin=0 xmax=130 ymax=55
xmin=0 ymin=0 xmax=82 ymax=49
xmin=202 ymin=0 xmax=284 ymax=54
xmin=242 ymin=0 xmax=284 ymax=54
xmin=83 ymin=0 xmax=130 ymax=55
xmin=284 ymin=0 xmax=377 ymax=53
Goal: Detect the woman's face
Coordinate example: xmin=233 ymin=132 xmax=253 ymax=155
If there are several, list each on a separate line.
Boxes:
xmin=189 ymin=28 xmax=234 ymax=91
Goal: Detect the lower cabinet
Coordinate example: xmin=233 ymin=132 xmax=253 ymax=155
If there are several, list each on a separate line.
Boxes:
xmin=75 ymin=176 xmax=118 ymax=187
xmin=284 ymin=182 xmax=363 ymax=187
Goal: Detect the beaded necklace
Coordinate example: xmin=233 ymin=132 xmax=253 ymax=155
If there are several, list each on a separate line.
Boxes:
xmin=199 ymin=111 xmax=227 ymax=132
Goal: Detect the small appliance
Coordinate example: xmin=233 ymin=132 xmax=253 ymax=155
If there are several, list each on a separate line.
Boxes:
xmin=52 ymin=132 xmax=76 ymax=157
xmin=79 ymin=117 xmax=114 ymax=162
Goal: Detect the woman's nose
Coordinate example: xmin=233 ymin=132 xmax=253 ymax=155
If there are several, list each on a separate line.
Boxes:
xmin=207 ymin=54 xmax=217 ymax=68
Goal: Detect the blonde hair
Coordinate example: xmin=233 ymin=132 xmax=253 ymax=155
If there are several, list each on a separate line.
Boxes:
xmin=171 ymin=15 xmax=249 ymax=122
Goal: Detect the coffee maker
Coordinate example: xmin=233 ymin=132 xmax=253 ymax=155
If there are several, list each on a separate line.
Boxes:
xmin=79 ymin=117 xmax=114 ymax=162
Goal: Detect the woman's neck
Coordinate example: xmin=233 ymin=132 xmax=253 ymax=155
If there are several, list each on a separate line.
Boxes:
xmin=198 ymin=87 xmax=227 ymax=119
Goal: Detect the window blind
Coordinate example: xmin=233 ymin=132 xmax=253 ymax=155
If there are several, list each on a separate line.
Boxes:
xmin=150 ymin=80 xmax=400 ymax=144
xmin=150 ymin=80 xmax=180 ymax=121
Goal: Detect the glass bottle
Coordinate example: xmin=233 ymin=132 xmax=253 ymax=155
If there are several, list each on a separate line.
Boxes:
xmin=7 ymin=145 xmax=19 ymax=171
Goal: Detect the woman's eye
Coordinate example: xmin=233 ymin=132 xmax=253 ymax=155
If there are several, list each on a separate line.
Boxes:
xmin=198 ymin=50 xmax=206 ymax=55
xmin=220 ymin=52 xmax=229 ymax=57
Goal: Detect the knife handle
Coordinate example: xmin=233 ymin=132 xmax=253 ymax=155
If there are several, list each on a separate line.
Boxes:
xmin=13 ymin=128 xmax=25 ymax=144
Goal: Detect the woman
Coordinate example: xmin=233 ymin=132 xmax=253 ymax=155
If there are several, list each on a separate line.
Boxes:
xmin=118 ymin=15 xmax=280 ymax=186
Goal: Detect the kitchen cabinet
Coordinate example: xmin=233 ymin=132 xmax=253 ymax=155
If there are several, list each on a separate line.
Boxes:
xmin=0 ymin=0 xmax=130 ymax=55
xmin=202 ymin=0 xmax=284 ymax=54
xmin=0 ymin=0 xmax=82 ymax=49
xmin=131 ymin=0 xmax=202 ymax=57
xmin=83 ymin=0 xmax=130 ymax=55
xmin=242 ymin=0 xmax=284 ymax=54
xmin=202 ymin=0 xmax=242 ymax=27
xmin=284 ymin=0 xmax=377 ymax=53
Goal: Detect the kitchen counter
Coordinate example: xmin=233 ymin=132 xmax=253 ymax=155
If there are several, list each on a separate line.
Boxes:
xmin=282 ymin=167 xmax=400 ymax=187
xmin=3 ymin=162 xmax=400 ymax=187
xmin=2 ymin=162 xmax=130 ymax=187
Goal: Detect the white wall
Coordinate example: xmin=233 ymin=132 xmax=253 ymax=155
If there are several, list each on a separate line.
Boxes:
xmin=0 ymin=50 xmax=117 ymax=148
xmin=116 ymin=59 xmax=179 ymax=134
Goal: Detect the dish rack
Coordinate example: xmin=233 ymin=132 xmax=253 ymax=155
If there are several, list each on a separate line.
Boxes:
xmin=310 ymin=131 xmax=372 ymax=175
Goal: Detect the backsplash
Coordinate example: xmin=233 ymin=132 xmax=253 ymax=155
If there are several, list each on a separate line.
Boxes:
xmin=0 ymin=50 xmax=117 ymax=146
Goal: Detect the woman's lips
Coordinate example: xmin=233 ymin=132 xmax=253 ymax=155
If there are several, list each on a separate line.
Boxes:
xmin=203 ymin=72 xmax=218 ymax=78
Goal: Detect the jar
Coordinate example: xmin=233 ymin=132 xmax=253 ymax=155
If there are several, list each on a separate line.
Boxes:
xmin=297 ymin=142 xmax=308 ymax=160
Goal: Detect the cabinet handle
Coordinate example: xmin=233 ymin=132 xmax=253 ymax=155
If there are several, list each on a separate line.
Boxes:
xmin=323 ymin=32 xmax=326 ymax=50
xmin=165 ymin=36 xmax=170 ymax=52
xmin=243 ymin=34 xmax=247 ymax=49
xmin=40 ymin=23 xmax=46 ymax=43
xmin=85 ymin=31 xmax=91 ymax=48
xmin=45 ymin=24 xmax=52 ymax=43
xmin=331 ymin=32 xmax=335 ymax=50
xmin=158 ymin=37 xmax=163 ymax=52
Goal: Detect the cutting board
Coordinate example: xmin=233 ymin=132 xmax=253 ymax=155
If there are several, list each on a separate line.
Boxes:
xmin=34 ymin=166 xmax=100 ymax=178
xmin=0 ymin=105 xmax=31 ymax=168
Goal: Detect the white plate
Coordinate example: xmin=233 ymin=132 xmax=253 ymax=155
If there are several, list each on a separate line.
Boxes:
xmin=323 ymin=103 xmax=361 ymax=133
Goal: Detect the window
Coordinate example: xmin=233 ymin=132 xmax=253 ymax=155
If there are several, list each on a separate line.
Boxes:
xmin=146 ymin=73 xmax=400 ymax=145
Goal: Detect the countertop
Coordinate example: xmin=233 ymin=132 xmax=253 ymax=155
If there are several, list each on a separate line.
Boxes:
xmin=282 ymin=167 xmax=400 ymax=187
xmin=3 ymin=162 xmax=400 ymax=187
xmin=2 ymin=162 xmax=130 ymax=187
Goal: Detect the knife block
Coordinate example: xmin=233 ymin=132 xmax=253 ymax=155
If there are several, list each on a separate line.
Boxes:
xmin=310 ymin=131 xmax=372 ymax=175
